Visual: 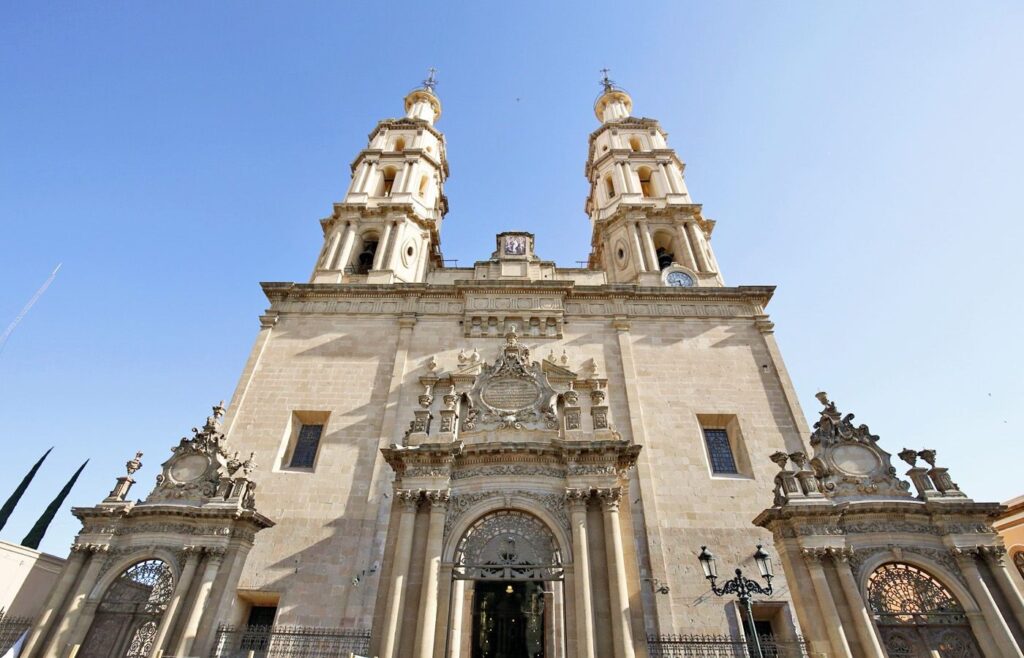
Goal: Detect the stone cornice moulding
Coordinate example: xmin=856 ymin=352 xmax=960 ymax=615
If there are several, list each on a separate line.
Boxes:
xmin=261 ymin=281 xmax=774 ymax=307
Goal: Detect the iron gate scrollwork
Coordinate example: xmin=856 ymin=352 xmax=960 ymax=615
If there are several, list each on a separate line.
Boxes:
xmin=79 ymin=559 xmax=175 ymax=658
xmin=866 ymin=562 xmax=981 ymax=658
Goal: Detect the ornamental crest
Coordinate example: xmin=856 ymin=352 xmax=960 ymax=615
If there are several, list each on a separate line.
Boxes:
xmin=462 ymin=326 xmax=558 ymax=432
xmin=808 ymin=392 xmax=910 ymax=499
xmin=146 ymin=402 xmax=259 ymax=510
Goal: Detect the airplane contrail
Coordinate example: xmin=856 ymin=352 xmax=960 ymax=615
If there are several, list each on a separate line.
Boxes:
xmin=0 ymin=263 xmax=61 ymax=357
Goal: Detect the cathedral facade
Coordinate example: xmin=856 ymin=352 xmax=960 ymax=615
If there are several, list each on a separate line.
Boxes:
xmin=18 ymin=78 xmax=1024 ymax=658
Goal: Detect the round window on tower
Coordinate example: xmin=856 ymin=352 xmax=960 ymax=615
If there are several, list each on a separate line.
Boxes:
xmin=401 ymin=241 xmax=416 ymax=268
xmin=613 ymin=239 xmax=629 ymax=271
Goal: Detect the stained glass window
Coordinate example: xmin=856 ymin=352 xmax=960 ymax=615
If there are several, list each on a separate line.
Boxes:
xmin=289 ymin=424 xmax=323 ymax=469
xmin=703 ymin=428 xmax=738 ymax=474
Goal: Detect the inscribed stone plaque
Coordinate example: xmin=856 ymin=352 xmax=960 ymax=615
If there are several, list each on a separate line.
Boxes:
xmin=481 ymin=377 xmax=540 ymax=411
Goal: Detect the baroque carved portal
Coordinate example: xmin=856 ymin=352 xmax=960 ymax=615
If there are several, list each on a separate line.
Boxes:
xmin=866 ymin=562 xmax=981 ymax=658
xmin=78 ymin=559 xmax=175 ymax=658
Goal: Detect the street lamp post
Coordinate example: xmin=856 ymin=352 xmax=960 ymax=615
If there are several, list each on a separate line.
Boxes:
xmin=697 ymin=544 xmax=775 ymax=658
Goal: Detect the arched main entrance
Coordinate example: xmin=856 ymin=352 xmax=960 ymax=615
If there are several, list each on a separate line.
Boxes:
xmin=78 ymin=559 xmax=175 ymax=658
xmin=451 ymin=510 xmax=565 ymax=658
xmin=866 ymin=562 xmax=981 ymax=658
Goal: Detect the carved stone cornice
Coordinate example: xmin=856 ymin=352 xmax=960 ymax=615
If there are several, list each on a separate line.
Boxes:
xmin=260 ymin=281 xmax=776 ymax=323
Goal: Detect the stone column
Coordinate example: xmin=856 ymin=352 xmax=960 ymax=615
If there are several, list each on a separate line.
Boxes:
xmin=401 ymin=161 xmax=415 ymax=193
xmin=21 ymin=545 xmax=89 ymax=658
xmin=686 ymin=222 xmax=711 ymax=272
xmin=614 ymin=163 xmax=628 ymax=197
xmin=801 ymin=549 xmax=853 ymax=658
xmin=320 ymin=228 xmax=342 ymax=270
xmin=333 ymin=223 xmax=357 ymax=271
xmin=954 ymin=549 xmax=1023 ymax=658
xmin=674 ymin=225 xmax=698 ymax=271
xmin=353 ymin=161 xmax=373 ymax=194
xmin=618 ymin=163 xmax=635 ymax=194
xmin=414 ymin=491 xmax=449 ymax=658
xmin=831 ymin=550 xmax=886 ymax=658
xmin=380 ymin=490 xmax=420 ymax=658
xmin=448 ymin=578 xmax=466 ymax=658
xmin=173 ymin=548 xmax=225 ymax=658
xmin=566 ymin=489 xmax=595 ymax=658
xmin=639 ymin=221 xmax=659 ymax=272
xmin=373 ymin=222 xmax=393 ymax=271
xmin=659 ymin=163 xmax=680 ymax=194
xmin=631 ymin=223 xmax=648 ymax=272
xmin=981 ymin=547 xmax=1024 ymax=633
xmin=41 ymin=545 xmax=108 ymax=658
xmin=600 ymin=488 xmax=635 ymax=658
xmin=149 ymin=546 xmax=201 ymax=658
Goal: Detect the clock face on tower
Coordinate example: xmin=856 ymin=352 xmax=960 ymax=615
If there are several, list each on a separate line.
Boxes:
xmin=665 ymin=270 xmax=695 ymax=288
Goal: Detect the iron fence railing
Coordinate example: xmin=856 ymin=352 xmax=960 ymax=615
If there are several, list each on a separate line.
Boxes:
xmin=648 ymin=634 xmax=810 ymax=658
xmin=0 ymin=610 xmax=33 ymax=655
xmin=210 ymin=624 xmax=371 ymax=658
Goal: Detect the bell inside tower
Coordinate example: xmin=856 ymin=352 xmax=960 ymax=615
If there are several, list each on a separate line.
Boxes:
xmin=356 ymin=239 xmax=378 ymax=274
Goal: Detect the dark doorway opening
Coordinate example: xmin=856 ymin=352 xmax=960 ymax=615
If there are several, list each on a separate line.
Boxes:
xmin=471 ymin=581 xmax=545 ymax=658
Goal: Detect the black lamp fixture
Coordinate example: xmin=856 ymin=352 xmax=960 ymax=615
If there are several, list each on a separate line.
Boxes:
xmin=697 ymin=544 xmax=775 ymax=658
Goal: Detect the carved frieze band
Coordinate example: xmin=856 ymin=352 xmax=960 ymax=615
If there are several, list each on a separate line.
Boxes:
xmin=263 ymin=285 xmax=768 ymax=323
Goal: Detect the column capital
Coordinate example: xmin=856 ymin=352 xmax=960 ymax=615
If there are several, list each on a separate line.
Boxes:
xmin=979 ymin=545 xmax=1007 ymax=564
xmin=801 ymin=547 xmax=830 ymax=563
xmin=951 ymin=546 xmax=982 ymax=563
xmin=564 ymin=488 xmax=591 ymax=511
xmin=396 ymin=488 xmax=422 ymax=511
xmin=597 ymin=487 xmax=623 ymax=512
xmin=425 ymin=489 xmax=450 ymax=508
xmin=204 ymin=546 xmax=227 ymax=563
xmin=827 ymin=547 xmax=855 ymax=563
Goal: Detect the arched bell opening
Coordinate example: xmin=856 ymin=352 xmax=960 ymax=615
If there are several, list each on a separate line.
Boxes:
xmin=447 ymin=509 xmax=567 ymax=658
xmin=78 ymin=559 xmax=175 ymax=658
xmin=866 ymin=562 xmax=982 ymax=658
xmin=354 ymin=232 xmax=380 ymax=274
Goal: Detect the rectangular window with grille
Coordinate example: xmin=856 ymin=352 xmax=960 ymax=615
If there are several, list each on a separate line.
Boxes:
xmin=289 ymin=424 xmax=323 ymax=469
xmin=703 ymin=428 xmax=738 ymax=474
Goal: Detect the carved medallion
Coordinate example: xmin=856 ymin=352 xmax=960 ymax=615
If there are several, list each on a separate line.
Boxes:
xmin=169 ymin=454 xmax=210 ymax=484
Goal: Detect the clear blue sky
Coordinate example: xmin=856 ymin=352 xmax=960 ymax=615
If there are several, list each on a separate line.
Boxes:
xmin=2 ymin=2 xmax=1022 ymax=555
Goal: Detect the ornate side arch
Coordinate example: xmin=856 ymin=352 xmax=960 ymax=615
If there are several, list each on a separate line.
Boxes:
xmin=87 ymin=546 xmax=183 ymax=602
xmin=79 ymin=559 xmax=176 ymax=658
xmin=865 ymin=561 xmax=982 ymax=658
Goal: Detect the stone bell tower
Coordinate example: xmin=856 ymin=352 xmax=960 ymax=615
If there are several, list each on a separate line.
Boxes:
xmin=312 ymin=70 xmax=449 ymax=284
xmin=585 ymin=72 xmax=723 ymax=287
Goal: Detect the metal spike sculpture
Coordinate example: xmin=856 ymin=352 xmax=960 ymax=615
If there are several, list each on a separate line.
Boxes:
xmin=21 ymin=459 xmax=88 ymax=550
xmin=0 ymin=447 xmax=53 ymax=533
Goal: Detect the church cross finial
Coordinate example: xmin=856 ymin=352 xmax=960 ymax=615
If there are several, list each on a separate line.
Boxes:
xmin=423 ymin=67 xmax=438 ymax=92
xmin=600 ymin=68 xmax=615 ymax=93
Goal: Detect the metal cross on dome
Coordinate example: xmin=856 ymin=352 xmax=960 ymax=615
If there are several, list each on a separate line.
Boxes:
xmin=600 ymin=67 xmax=616 ymax=93
xmin=423 ymin=67 xmax=438 ymax=91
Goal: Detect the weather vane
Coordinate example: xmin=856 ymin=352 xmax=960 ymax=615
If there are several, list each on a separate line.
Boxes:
xmin=423 ymin=67 xmax=438 ymax=92
xmin=600 ymin=68 xmax=616 ymax=93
